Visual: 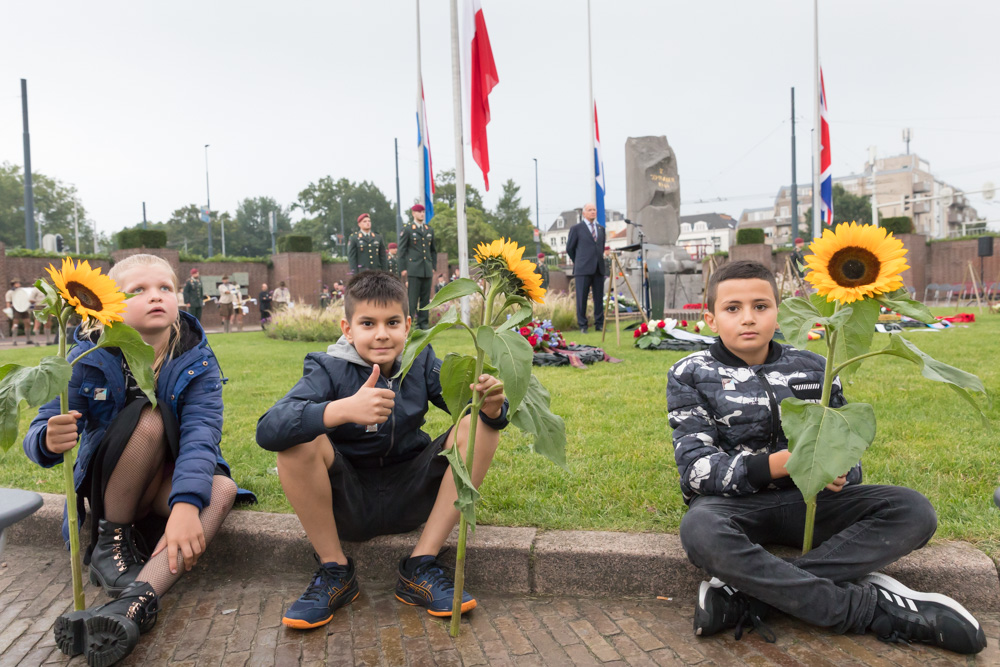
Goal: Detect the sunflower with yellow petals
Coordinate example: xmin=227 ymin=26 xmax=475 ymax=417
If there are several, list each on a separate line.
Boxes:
xmin=804 ymin=222 xmax=909 ymax=304
xmin=475 ymin=238 xmax=547 ymax=304
xmin=45 ymin=257 xmax=127 ymax=326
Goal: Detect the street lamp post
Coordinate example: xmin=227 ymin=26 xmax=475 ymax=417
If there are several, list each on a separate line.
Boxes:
xmin=204 ymin=144 xmax=213 ymax=257
xmin=533 ymin=158 xmax=541 ymax=258
xmin=339 ymin=198 xmax=345 ymax=255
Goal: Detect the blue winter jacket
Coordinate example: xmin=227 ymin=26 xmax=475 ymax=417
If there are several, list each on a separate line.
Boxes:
xmin=24 ymin=311 xmax=254 ymax=539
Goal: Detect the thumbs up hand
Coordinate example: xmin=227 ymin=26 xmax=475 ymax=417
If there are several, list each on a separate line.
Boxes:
xmin=348 ymin=365 xmax=396 ymax=427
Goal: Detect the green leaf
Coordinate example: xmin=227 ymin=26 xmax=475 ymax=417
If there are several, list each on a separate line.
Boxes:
xmin=477 ymin=326 xmax=533 ymax=415
xmin=510 ymin=375 xmax=567 ymax=469
xmin=394 ymin=307 xmax=460 ymax=382
xmin=783 ymin=398 xmax=876 ymax=500
xmin=440 ymin=353 xmax=477 ymax=419
xmin=876 ymin=288 xmax=934 ymax=323
xmin=777 ymin=297 xmax=853 ymax=349
xmin=424 ymin=278 xmax=482 ymax=312
xmin=493 ymin=295 xmax=530 ymax=326
xmin=497 ymin=306 xmax=532 ymax=332
xmin=439 ymin=445 xmax=480 ymax=530
xmin=32 ymin=278 xmax=64 ymax=321
xmin=810 ymin=292 xmax=836 ymax=318
xmin=94 ymin=325 xmax=157 ymax=407
xmin=880 ymin=334 xmax=989 ymax=425
xmin=833 ymin=298 xmax=882 ymax=381
xmin=0 ymin=357 xmax=73 ymax=452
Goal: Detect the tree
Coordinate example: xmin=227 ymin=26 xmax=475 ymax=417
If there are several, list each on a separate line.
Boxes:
xmin=0 ymin=162 xmax=97 ymax=251
xmin=295 ymin=177 xmax=397 ymax=250
xmin=232 ymin=197 xmax=293 ymax=256
xmin=487 ymin=178 xmax=540 ymax=251
xmin=429 ymin=203 xmax=497 ymax=260
xmin=804 ymin=184 xmax=874 ymax=231
xmin=432 ymin=169 xmax=484 ymax=211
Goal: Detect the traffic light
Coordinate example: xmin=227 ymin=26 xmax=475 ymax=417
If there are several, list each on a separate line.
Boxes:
xmin=55 ymin=234 xmax=64 ymax=252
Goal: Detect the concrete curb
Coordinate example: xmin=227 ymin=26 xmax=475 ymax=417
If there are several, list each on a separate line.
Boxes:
xmin=9 ymin=493 xmax=999 ymax=611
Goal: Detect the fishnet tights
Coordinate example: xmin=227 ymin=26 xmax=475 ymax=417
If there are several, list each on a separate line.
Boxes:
xmin=101 ymin=406 xmax=238 ymax=596
xmin=139 ymin=475 xmax=237 ymax=595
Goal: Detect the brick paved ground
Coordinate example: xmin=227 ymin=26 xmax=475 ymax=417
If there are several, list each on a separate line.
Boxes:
xmin=2 ymin=545 xmax=997 ymax=666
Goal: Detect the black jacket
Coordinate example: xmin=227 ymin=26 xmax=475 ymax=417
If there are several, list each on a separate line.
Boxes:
xmin=565 ymin=220 xmax=607 ymax=277
xmin=667 ymin=340 xmax=861 ymax=504
xmin=256 ymin=338 xmax=508 ymax=466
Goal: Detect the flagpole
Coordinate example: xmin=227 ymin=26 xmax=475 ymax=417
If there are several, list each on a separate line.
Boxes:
xmin=450 ymin=0 xmax=470 ymax=323
xmin=811 ymin=0 xmax=822 ymax=240
xmin=416 ymin=0 xmax=425 ymax=206
xmin=587 ymin=0 xmax=597 ymax=206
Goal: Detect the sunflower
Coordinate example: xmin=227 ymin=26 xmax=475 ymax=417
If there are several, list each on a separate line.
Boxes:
xmin=804 ymin=222 xmax=909 ymax=304
xmin=474 ymin=239 xmax=547 ymax=303
xmin=46 ymin=258 xmax=127 ymax=326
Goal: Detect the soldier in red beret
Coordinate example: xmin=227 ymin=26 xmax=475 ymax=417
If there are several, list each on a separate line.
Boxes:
xmin=347 ymin=213 xmax=388 ymax=274
xmin=398 ymin=204 xmax=437 ymax=329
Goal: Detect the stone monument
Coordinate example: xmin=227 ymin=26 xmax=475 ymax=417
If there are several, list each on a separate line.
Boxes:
xmin=620 ymin=136 xmax=700 ymax=317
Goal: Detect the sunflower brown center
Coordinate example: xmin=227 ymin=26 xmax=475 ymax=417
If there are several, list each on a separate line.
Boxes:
xmin=828 ymin=247 xmax=881 ymax=288
xmin=67 ymin=281 xmax=104 ymax=311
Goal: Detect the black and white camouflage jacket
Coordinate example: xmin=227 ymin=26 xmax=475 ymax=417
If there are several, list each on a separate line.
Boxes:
xmin=667 ymin=339 xmax=862 ymax=504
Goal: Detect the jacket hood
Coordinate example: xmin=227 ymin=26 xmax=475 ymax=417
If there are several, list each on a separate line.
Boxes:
xmin=326 ymin=335 xmax=403 ymax=372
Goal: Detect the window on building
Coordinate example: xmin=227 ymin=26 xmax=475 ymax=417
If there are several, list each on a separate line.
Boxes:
xmin=680 ymin=223 xmax=691 ymax=233
xmin=694 ymin=221 xmax=707 ymax=231
xmin=560 ymin=236 xmax=566 ymax=245
xmin=713 ymin=236 xmax=721 ymax=251
xmin=780 ymin=206 xmax=789 ymax=218
xmin=556 ymin=217 xmax=564 ymax=229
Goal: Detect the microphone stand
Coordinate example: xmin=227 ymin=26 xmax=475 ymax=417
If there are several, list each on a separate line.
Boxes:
xmin=624 ymin=219 xmax=650 ymax=318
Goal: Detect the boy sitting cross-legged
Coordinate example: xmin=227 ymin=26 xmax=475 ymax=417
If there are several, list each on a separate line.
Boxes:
xmin=667 ymin=260 xmax=985 ymax=654
xmin=256 ymin=271 xmax=508 ymax=628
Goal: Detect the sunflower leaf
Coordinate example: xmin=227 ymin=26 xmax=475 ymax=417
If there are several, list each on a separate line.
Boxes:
xmin=509 ymin=375 xmax=567 ymax=469
xmin=875 ymin=288 xmax=934 ymax=323
xmin=32 ymin=279 xmax=64 ymax=321
xmin=0 ymin=357 xmax=74 ymax=452
xmin=497 ymin=307 xmax=533 ymax=332
xmin=439 ymin=445 xmax=480 ymax=531
xmin=394 ymin=307 xmax=460 ymax=382
xmin=93 ymin=325 xmax=157 ymax=407
xmin=832 ymin=298 xmax=882 ymax=382
xmin=424 ymin=279 xmax=482 ymax=312
xmin=439 ymin=353 xmax=477 ymax=419
xmin=777 ymin=297 xmax=852 ymax=349
xmin=477 ymin=326 xmax=533 ymax=415
xmin=879 ymin=334 xmax=990 ymax=425
xmin=783 ymin=398 xmax=876 ymax=500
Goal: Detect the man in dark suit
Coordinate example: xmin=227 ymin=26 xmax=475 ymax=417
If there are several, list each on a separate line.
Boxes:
xmin=565 ymin=203 xmax=606 ymax=333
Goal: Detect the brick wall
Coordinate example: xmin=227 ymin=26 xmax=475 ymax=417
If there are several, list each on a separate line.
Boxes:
xmin=927 ymin=238 xmax=999 ymax=290
xmin=272 ymin=252 xmax=323 ymax=308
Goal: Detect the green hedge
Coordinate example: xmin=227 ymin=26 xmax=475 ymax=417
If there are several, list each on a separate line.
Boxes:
xmin=117 ymin=229 xmax=167 ymax=249
xmin=881 ymin=216 xmax=913 ymax=235
xmin=736 ymin=228 xmax=765 ymax=245
xmin=277 ymin=235 xmax=313 ymax=253
xmin=6 ymin=248 xmax=110 ymax=262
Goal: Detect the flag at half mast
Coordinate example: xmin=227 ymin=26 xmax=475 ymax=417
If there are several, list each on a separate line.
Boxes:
xmin=594 ymin=101 xmax=606 ymax=226
xmin=819 ymin=68 xmax=832 ymax=226
xmin=417 ymin=77 xmax=435 ymax=220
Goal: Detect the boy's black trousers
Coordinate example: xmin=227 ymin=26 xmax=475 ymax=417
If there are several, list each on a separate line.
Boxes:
xmin=680 ymin=484 xmax=937 ymax=634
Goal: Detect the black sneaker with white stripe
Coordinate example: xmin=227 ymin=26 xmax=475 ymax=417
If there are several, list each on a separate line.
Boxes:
xmin=862 ymin=572 xmax=986 ymax=655
xmin=693 ymin=578 xmax=775 ymax=642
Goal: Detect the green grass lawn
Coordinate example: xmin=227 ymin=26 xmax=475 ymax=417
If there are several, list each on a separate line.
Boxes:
xmin=3 ymin=310 xmax=999 ymax=556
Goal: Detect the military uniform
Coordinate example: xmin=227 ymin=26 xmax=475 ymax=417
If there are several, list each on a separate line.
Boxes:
xmin=387 ymin=253 xmax=400 ymax=277
xmin=347 ymin=231 xmax=388 ymax=274
xmin=537 ymin=262 xmax=550 ymax=291
xmin=182 ymin=276 xmax=204 ymax=322
xmin=397 ymin=221 xmax=437 ymax=329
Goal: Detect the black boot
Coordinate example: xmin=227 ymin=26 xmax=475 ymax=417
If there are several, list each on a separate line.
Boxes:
xmin=89 ymin=520 xmax=146 ymax=598
xmin=54 ymin=581 xmax=158 ymax=666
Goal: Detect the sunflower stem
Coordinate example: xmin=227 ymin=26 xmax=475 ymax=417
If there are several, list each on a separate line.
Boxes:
xmin=57 ymin=307 xmax=86 ymax=611
xmin=450 ymin=280 xmax=498 ymax=637
xmin=831 ymin=349 xmax=891 ymax=379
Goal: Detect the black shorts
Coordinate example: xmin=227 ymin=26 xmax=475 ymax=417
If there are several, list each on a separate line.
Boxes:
xmin=328 ymin=430 xmax=451 ymax=542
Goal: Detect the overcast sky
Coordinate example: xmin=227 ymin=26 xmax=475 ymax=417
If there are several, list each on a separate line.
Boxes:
xmin=3 ymin=0 xmax=999 ymax=242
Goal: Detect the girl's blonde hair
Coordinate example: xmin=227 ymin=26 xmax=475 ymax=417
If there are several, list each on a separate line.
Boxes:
xmin=81 ymin=254 xmax=182 ymax=383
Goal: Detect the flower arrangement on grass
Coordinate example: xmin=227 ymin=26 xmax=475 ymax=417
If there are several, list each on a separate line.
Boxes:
xmin=395 ymin=239 xmax=565 ymax=636
xmin=517 ymin=319 xmax=568 ymax=351
xmin=0 ymin=259 xmax=155 ymax=611
xmin=633 ymin=318 xmax=706 ymax=348
xmin=777 ymin=222 xmax=987 ymax=555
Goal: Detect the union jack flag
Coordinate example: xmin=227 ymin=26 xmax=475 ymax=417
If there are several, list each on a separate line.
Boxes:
xmin=819 ymin=68 xmax=833 ymax=226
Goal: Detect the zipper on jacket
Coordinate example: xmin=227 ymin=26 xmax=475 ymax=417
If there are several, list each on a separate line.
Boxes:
xmin=755 ymin=369 xmax=781 ymax=449
xmin=380 ymin=376 xmax=396 ymax=465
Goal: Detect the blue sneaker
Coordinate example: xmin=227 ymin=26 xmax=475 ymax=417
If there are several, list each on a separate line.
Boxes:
xmin=395 ymin=555 xmax=477 ymax=617
xmin=282 ymin=555 xmax=359 ymax=629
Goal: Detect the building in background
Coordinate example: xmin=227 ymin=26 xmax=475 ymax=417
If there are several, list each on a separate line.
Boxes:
xmin=738 ymin=153 xmax=981 ymax=246
xmin=677 ymin=213 xmax=738 ymax=259
xmin=542 ymin=207 xmax=624 ymax=257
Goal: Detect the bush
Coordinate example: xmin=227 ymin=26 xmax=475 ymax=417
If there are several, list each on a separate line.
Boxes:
xmin=736 ymin=228 xmax=765 ymax=245
xmin=881 ymin=216 xmax=913 ymax=235
xmin=265 ymin=302 xmax=344 ymax=342
xmin=117 ymin=229 xmax=167 ymax=249
xmin=277 ymin=235 xmax=313 ymax=253
xmin=529 ymin=292 xmax=578 ymax=331
xmin=6 ymin=248 xmax=110 ymax=262
xmin=320 ymin=252 xmax=348 ymax=264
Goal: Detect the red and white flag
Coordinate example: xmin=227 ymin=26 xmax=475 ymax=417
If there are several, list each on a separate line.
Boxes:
xmin=463 ymin=0 xmax=498 ymax=191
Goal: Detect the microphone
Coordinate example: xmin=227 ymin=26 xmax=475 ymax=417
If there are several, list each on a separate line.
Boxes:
xmin=623 ymin=219 xmax=642 ymax=227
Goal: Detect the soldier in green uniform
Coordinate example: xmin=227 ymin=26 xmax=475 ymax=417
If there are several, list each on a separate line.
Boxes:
xmin=387 ymin=242 xmax=400 ymax=276
xmin=182 ymin=268 xmax=205 ymax=322
xmin=347 ymin=213 xmax=388 ymax=275
xmin=536 ymin=253 xmax=550 ymax=291
xmin=398 ymin=203 xmax=436 ymax=329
